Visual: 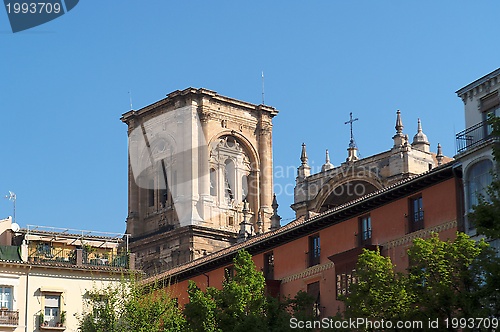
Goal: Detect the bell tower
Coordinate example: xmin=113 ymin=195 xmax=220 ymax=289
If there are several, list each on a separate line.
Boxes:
xmin=121 ymin=88 xmax=278 ymax=274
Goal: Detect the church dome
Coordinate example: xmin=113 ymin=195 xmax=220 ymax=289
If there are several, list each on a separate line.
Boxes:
xmin=412 ymin=119 xmax=430 ymax=152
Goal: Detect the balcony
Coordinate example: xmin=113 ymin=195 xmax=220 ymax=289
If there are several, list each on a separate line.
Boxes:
xmin=456 ymin=120 xmax=498 ymax=154
xmin=0 ymin=309 xmax=19 ymax=326
xmin=358 ymin=229 xmax=372 ymax=246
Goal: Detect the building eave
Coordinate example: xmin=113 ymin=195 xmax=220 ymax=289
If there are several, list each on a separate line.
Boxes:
xmin=145 ymin=161 xmax=456 ymax=285
xmin=121 ymin=87 xmax=279 ymax=124
xmin=456 ymin=68 xmax=500 ymax=97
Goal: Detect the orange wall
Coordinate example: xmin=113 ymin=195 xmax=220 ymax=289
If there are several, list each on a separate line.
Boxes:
xmin=168 ymin=177 xmax=459 ymax=315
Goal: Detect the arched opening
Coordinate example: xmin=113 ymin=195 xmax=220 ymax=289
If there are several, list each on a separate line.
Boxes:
xmin=319 ymin=180 xmax=379 ymax=212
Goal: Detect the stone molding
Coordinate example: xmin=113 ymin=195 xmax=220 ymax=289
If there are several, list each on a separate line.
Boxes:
xmin=382 ymin=219 xmax=457 ymax=250
xmin=280 ymin=261 xmax=334 ymax=284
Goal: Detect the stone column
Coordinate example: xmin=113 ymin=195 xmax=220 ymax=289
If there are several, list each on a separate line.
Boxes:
xmin=258 ymin=116 xmax=273 ymax=231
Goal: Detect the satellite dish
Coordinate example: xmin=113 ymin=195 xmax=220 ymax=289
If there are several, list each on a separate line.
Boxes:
xmin=11 ymin=223 xmax=20 ymax=233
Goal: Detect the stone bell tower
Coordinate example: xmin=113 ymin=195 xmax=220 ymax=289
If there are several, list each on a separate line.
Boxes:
xmin=121 ymin=88 xmax=278 ymax=275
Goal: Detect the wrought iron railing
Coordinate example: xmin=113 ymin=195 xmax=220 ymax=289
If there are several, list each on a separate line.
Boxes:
xmin=456 ymin=120 xmax=496 ymax=154
xmin=410 ymin=210 xmax=424 ymax=233
xmin=28 ymin=246 xmax=130 ymax=268
xmin=0 ymin=309 xmax=19 ymax=325
xmin=83 ymin=251 xmax=129 ymax=268
xmin=359 ymin=229 xmax=372 ymax=246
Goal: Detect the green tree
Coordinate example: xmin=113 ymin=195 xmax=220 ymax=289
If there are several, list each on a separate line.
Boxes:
xmin=184 ymin=250 xmax=268 ymax=332
xmin=343 ymin=233 xmax=498 ymax=330
xmin=183 ymin=249 xmax=315 ymax=332
xmin=343 ymin=248 xmax=415 ymax=328
xmin=78 ymin=276 xmax=185 ymax=332
xmin=407 ymin=233 xmax=486 ymax=322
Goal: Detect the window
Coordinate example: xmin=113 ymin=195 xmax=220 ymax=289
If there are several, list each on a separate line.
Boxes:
xmin=0 ymin=286 xmax=12 ymax=310
xmin=481 ymin=92 xmax=500 ymax=136
xmin=159 ymin=188 xmax=168 ymax=207
xmin=307 ymin=282 xmax=321 ymax=318
xmin=209 ymin=136 xmax=251 ymax=206
xmin=308 ymin=234 xmax=320 ymax=267
xmin=336 ymin=268 xmax=356 ymax=299
xmin=37 ymin=242 xmax=53 ymax=258
xmin=264 ymin=252 xmax=274 ymax=280
xmin=148 ymin=179 xmax=155 ymax=207
xmin=224 ymin=266 xmax=234 ymax=282
xmin=409 ymin=196 xmax=424 ymax=232
xmin=467 ymin=160 xmax=493 ymax=212
xmin=44 ymin=294 xmax=61 ymax=327
xmin=359 ymin=215 xmax=372 ymax=245
xmin=224 ymin=159 xmax=235 ymax=201
xmin=241 ymin=174 xmax=248 ymax=201
xmin=210 ymin=168 xmax=217 ymax=196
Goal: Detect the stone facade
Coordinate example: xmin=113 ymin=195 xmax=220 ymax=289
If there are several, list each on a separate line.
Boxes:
xmin=121 ymin=88 xmax=278 ymax=274
xmin=293 ymin=110 xmax=452 ymax=219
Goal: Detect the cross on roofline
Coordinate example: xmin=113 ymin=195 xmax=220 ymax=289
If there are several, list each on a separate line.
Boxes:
xmin=344 ymin=112 xmax=358 ymax=148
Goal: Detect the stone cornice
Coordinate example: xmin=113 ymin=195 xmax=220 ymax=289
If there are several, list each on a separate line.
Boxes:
xmin=456 ymin=68 xmax=500 ymax=98
xmin=121 ymin=88 xmax=279 ymax=124
xmin=381 ymin=219 xmax=457 ymax=250
xmin=280 ymin=262 xmax=334 ymax=284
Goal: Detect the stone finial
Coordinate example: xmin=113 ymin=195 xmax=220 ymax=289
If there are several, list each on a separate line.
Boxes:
xmin=395 ymin=110 xmax=404 ymax=134
xmin=270 ymin=194 xmax=281 ymax=231
xmin=300 ymin=143 xmax=308 ymax=165
xmin=238 ymin=199 xmax=253 ymax=242
xmin=298 ymin=143 xmax=311 ymax=178
xmin=346 ymin=146 xmax=359 ymax=163
xmin=256 ymin=211 xmax=263 ymax=235
xmin=321 ymin=149 xmax=334 ymax=172
xmin=436 ymin=143 xmax=444 ymax=165
xmin=393 ymin=110 xmax=406 ymax=148
xmin=412 ymin=118 xmax=430 ymax=152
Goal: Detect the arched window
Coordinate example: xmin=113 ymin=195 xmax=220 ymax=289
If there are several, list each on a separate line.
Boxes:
xmin=224 ymin=159 xmax=235 ymax=200
xmin=467 ymin=159 xmax=493 ymax=211
xmin=241 ymin=174 xmax=248 ymax=201
xmin=210 ymin=168 xmax=217 ymax=196
xmin=209 ymin=135 xmax=252 ymax=206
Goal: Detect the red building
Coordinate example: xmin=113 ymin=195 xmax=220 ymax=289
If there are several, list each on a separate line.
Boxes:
xmin=146 ymin=161 xmax=461 ymax=317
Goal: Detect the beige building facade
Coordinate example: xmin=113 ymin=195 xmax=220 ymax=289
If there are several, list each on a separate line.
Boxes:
xmin=0 ymin=218 xmax=134 ymax=332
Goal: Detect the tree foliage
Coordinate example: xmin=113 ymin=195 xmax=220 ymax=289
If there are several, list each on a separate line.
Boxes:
xmin=343 ymin=248 xmax=414 ymax=323
xmin=79 ymin=250 xmax=315 ymax=332
xmin=344 ymin=233 xmax=500 ymax=329
xmin=77 ymin=276 xmax=185 ymax=332
xmin=184 ymin=249 xmax=316 ymax=332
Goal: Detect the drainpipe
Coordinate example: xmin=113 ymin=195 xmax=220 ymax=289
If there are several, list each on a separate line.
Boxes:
xmin=25 ymin=265 xmax=31 ymax=332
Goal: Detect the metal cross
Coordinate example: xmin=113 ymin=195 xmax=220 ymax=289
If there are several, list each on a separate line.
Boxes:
xmin=344 ymin=112 xmax=359 ymax=148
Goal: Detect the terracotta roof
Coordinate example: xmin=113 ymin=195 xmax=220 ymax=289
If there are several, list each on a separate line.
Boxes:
xmin=144 ymin=161 xmax=457 ymax=285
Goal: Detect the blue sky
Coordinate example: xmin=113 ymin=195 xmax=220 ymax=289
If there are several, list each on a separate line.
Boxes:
xmin=0 ymin=1 xmax=499 ymax=233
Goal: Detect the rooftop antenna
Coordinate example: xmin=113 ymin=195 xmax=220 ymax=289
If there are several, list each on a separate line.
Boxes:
xmin=128 ymin=90 xmax=133 ymax=110
xmin=5 ymin=191 xmax=16 ymax=223
xmin=261 ymin=71 xmax=265 ymax=105
xmin=344 ymin=112 xmax=359 ymax=148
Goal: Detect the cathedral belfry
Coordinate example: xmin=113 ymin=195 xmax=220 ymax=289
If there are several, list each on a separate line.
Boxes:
xmin=121 ymin=88 xmax=278 ymax=274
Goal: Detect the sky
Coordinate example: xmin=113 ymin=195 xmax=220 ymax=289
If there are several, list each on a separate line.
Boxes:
xmin=0 ymin=1 xmax=499 ymax=233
